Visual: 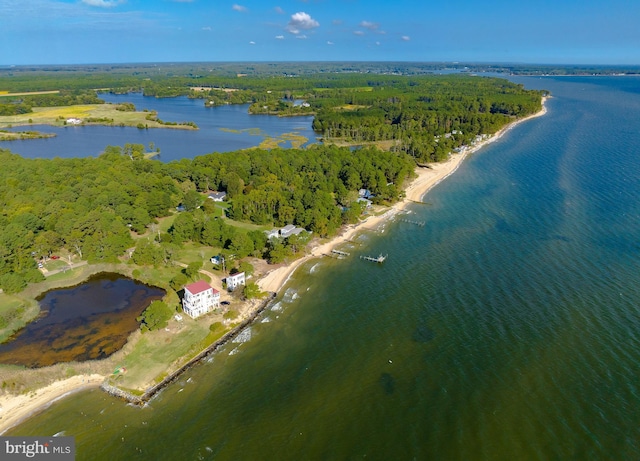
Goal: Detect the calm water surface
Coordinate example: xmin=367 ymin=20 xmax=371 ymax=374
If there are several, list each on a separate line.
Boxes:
xmin=0 ymin=93 xmax=319 ymax=161
xmin=0 ymin=273 xmax=165 ymax=368
xmin=7 ymin=77 xmax=640 ymax=460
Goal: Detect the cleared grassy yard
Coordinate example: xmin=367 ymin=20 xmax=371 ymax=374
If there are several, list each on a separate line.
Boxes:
xmin=0 ymin=104 xmax=197 ymax=130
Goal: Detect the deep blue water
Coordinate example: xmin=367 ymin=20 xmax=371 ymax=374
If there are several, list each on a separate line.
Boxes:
xmin=7 ymin=76 xmax=640 ymax=461
xmin=0 ymin=93 xmax=319 ymax=161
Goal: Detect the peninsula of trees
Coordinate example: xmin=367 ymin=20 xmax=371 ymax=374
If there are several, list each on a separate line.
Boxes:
xmin=0 ymin=66 xmax=545 ymax=298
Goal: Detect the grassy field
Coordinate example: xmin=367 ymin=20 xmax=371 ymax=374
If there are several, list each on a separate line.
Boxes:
xmin=0 ymin=90 xmax=60 ymax=98
xmin=0 ymin=104 xmax=197 ymax=130
xmin=0 ymin=294 xmax=39 ymax=344
xmin=0 ymin=215 xmax=278 ymax=396
xmin=0 ymin=129 xmax=56 ymax=140
xmin=111 ymin=317 xmax=213 ymax=390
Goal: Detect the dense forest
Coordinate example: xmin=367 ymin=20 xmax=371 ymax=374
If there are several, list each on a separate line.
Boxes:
xmin=2 ymin=69 xmax=545 ymax=163
xmin=0 ymin=144 xmax=415 ymax=293
xmin=0 ymin=90 xmax=103 ymax=115
xmin=0 ymin=65 xmax=548 ymax=294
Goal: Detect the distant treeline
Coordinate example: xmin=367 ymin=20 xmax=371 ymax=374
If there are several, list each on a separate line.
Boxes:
xmin=0 ymin=90 xmax=103 ymax=115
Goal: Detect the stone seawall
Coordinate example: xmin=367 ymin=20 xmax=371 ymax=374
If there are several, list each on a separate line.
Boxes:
xmin=101 ymin=292 xmax=276 ymax=405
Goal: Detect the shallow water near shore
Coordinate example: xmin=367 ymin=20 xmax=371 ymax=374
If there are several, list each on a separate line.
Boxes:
xmin=7 ymin=76 xmax=640 ymax=460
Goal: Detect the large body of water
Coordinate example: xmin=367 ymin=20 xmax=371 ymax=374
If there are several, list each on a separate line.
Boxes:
xmin=0 ymin=93 xmax=319 ymax=161
xmin=7 ymin=76 xmax=640 ymax=460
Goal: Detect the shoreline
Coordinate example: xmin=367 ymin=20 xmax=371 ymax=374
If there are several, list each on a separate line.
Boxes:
xmin=258 ymin=97 xmax=548 ymax=294
xmin=0 ymin=97 xmax=547 ymax=435
xmin=0 ymin=374 xmax=104 ymax=435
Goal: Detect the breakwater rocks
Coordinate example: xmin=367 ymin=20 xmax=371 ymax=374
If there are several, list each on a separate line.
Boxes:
xmin=101 ymin=292 xmax=276 ymax=405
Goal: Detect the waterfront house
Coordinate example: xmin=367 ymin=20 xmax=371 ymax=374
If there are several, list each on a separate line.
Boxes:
xmin=265 ymin=228 xmax=280 ymax=239
xmin=358 ymin=189 xmax=374 ymax=199
xmin=279 ymin=224 xmax=297 ymax=238
xmin=265 ymin=224 xmax=306 ymax=239
xmin=225 ymin=272 xmax=246 ymax=291
xmin=207 ymin=192 xmax=227 ymax=202
xmin=357 ymin=197 xmax=373 ymax=208
xmin=182 ymin=280 xmax=220 ymax=319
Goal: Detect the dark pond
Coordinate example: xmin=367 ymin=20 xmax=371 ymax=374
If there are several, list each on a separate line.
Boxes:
xmin=0 ymin=93 xmax=320 ymax=162
xmin=0 ymin=273 xmax=165 ymax=368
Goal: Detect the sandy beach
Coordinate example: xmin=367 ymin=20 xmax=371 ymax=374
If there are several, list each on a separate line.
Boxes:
xmin=0 ymin=374 xmax=104 ymax=435
xmin=0 ymin=97 xmax=547 ymax=436
xmin=258 ymin=98 xmax=548 ymax=294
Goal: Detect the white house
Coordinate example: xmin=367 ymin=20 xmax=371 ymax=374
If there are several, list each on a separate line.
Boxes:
xmin=66 ymin=118 xmax=82 ymax=125
xmin=279 ymin=224 xmax=297 ymax=238
xmin=266 ymin=224 xmax=306 ymax=239
xmin=207 ymin=191 xmax=227 ymax=202
xmin=182 ymin=280 xmax=220 ymax=319
xmin=225 ymin=272 xmax=246 ymax=291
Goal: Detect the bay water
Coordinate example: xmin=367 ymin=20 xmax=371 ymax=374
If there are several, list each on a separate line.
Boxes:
xmin=0 ymin=93 xmax=319 ymax=161
xmin=6 ymin=76 xmax=640 ymax=460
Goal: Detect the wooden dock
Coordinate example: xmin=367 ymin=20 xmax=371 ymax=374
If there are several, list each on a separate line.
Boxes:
xmin=360 ymin=254 xmax=387 ymax=263
xmin=399 ymin=218 xmax=425 ymax=227
xmin=331 ymin=249 xmax=350 ymax=257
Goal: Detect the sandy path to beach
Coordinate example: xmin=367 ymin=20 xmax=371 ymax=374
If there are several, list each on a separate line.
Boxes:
xmin=0 ymin=374 xmax=104 ymax=435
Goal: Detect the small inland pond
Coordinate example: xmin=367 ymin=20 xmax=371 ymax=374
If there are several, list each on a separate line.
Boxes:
xmin=0 ymin=273 xmax=165 ymax=368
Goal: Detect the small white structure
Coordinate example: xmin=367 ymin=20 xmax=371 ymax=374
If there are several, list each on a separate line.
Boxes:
xmin=226 ymin=272 xmax=246 ymax=292
xmin=207 ymin=191 xmax=227 ymax=202
xmin=266 ymin=224 xmax=307 ymax=239
xmin=66 ymin=118 xmax=82 ymax=125
xmin=279 ymin=224 xmax=297 ymax=238
xmin=182 ymin=280 xmax=220 ymax=319
xmin=265 ymin=229 xmax=280 ymax=239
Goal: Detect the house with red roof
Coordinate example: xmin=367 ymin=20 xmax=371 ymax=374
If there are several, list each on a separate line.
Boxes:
xmin=182 ymin=280 xmax=220 ymax=319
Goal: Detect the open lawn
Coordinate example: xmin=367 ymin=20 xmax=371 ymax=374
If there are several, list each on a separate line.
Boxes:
xmin=0 ymin=104 xmax=197 ymax=130
xmin=0 ymin=90 xmax=60 ymax=98
xmin=0 ymin=294 xmax=39 ymax=344
xmin=111 ymin=317 xmax=215 ymax=390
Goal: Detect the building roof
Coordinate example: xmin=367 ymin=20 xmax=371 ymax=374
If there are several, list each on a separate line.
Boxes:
xmin=185 ymin=280 xmax=214 ymax=295
xmin=207 ymin=192 xmax=227 ymax=200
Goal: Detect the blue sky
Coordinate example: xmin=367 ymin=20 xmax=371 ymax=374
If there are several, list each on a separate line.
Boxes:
xmin=1 ymin=0 xmax=639 ymax=65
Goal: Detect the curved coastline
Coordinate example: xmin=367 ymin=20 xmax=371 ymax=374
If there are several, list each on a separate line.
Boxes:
xmin=257 ymin=97 xmax=549 ymax=294
xmin=0 ymin=97 xmax=548 ymax=435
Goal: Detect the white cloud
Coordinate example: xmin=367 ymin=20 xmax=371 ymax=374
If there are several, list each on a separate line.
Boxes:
xmin=401 ymin=35 xmax=411 ymax=41
xmin=249 ymin=41 xmax=255 ymax=44
xmin=353 ymin=30 xmax=364 ymax=36
xmin=296 ymin=34 xmax=308 ymax=39
xmin=274 ymin=6 xmax=285 ymax=14
xmin=81 ymin=0 xmax=124 ymax=7
xmin=275 ymin=35 xmax=285 ymax=39
xmin=327 ymin=41 xmax=334 ymax=45
xmin=376 ymin=41 xmax=381 ymax=45
xmin=202 ymin=26 xmax=211 ymax=31
xmin=232 ymin=4 xmax=247 ymax=12
xmin=359 ymin=21 xmax=379 ymax=31
xmin=286 ymin=12 xmax=319 ymax=35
